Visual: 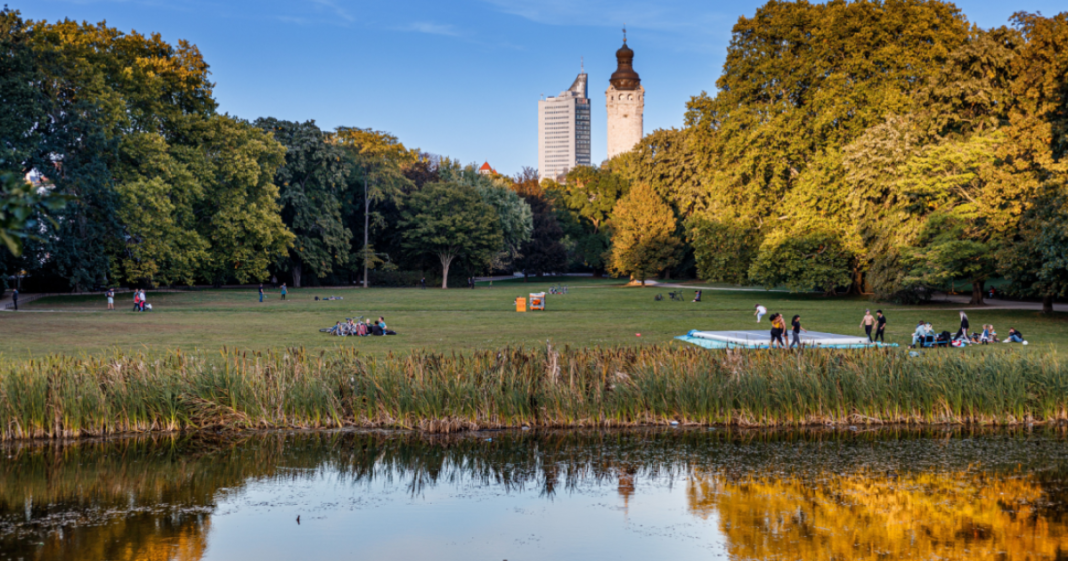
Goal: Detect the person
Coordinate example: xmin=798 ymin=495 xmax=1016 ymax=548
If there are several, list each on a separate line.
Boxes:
xmin=987 ymin=325 xmax=999 ymax=343
xmin=106 ymin=288 xmax=115 ymax=310
xmin=955 ymin=311 xmax=970 ymax=342
xmin=280 ymin=283 xmax=287 ymax=301
xmin=769 ymin=313 xmax=786 ymax=349
xmin=11 ymin=288 xmax=17 ymax=311
xmin=754 ymin=304 xmax=767 ymax=323
xmin=133 ymin=290 xmax=142 ymax=312
xmin=470 ymin=277 xmax=476 ymax=290
xmin=693 ymin=290 xmax=702 ymax=303
xmin=421 ymin=277 xmax=426 ymax=290
xmin=860 ymin=310 xmax=876 ymax=342
xmin=911 ymin=321 xmax=927 ymax=347
xmin=377 ymin=316 xmax=387 ymax=331
xmin=327 ymin=321 xmax=342 ymax=335
xmin=873 ymin=310 xmax=887 ymax=343
xmin=259 ymin=284 xmax=264 ymax=303
xmin=356 ymin=320 xmax=368 ymax=336
xmin=139 ymin=290 xmax=147 ymax=312
xmin=989 ymin=287 xmax=996 ymax=300
xmin=1004 ymin=328 xmax=1025 ymax=343
xmin=789 ymin=314 xmax=806 ymax=349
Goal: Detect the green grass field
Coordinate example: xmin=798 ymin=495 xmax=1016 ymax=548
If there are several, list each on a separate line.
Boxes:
xmin=2 ymin=277 xmax=1065 ymax=356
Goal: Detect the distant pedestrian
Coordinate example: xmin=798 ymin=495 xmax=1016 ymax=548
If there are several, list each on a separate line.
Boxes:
xmin=860 ymin=309 xmax=876 ymax=342
xmin=874 ymin=310 xmax=887 ymax=343
xmin=259 ymin=284 xmax=264 ymax=303
xmin=420 ymin=277 xmax=426 ymax=290
xmin=139 ymin=290 xmax=147 ymax=312
xmin=754 ymin=304 xmax=767 ymax=323
xmin=106 ymin=288 xmax=115 ymax=310
xmin=133 ymin=290 xmax=142 ymax=312
xmin=692 ymin=290 xmax=702 ymax=303
xmin=470 ymin=277 xmax=476 ymax=290
xmin=789 ymin=314 xmax=807 ymax=349
xmin=280 ymin=283 xmax=287 ymax=301
xmin=11 ymin=288 xmax=17 ymax=311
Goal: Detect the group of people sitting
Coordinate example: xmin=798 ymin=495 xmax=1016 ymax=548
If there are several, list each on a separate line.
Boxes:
xmin=323 ymin=316 xmax=396 ymax=337
xmin=910 ymin=311 xmax=1026 ymax=347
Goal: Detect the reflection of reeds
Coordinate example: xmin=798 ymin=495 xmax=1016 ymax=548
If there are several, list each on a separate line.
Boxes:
xmin=1 ymin=346 xmax=1067 ymax=439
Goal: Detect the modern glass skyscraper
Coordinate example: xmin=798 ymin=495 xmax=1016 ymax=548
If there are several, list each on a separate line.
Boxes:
xmin=538 ymin=69 xmax=591 ymax=182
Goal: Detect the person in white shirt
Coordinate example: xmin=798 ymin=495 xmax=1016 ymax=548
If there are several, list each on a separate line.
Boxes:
xmin=754 ymin=304 xmax=767 ymax=323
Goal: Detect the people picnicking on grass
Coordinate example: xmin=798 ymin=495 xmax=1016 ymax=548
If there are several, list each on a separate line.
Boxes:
xmin=321 ymin=316 xmax=396 ymax=337
xmin=908 ymin=314 xmax=1025 ymax=348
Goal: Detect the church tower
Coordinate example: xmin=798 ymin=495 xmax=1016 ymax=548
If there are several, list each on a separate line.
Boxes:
xmin=606 ymin=29 xmax=643 ymax=160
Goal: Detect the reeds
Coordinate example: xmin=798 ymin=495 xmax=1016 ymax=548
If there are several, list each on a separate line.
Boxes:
xmin=0 ymin=346 xmax=1065 ymax=439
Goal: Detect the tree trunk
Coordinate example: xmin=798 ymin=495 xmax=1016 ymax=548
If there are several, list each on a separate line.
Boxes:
xmin=1043 ymin=294 xmax=1054 ymax=314
xmin=970 ymin=279 xmax=985 ymax=305
xmin=439 ymin=254 xmax=454 ymax=289
xmin=292 ymin=260 xmax=302 ymax=288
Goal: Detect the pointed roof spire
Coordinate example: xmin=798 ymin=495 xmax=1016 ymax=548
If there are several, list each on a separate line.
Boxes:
xmin=610 ymin=28 xmax=639 ymax=90
xmin=623 ymin=24 xmax=627 ymax=44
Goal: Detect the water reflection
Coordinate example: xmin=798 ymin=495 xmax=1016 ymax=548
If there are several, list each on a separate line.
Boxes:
xmin=0 ymin=428 xmax=1066 ymax=560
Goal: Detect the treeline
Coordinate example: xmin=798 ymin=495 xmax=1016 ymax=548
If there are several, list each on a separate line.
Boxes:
xmin=0 ymin=9 xmax=588 ymax=291
xmin=566 ymin=1 xmax=1068 ymax=306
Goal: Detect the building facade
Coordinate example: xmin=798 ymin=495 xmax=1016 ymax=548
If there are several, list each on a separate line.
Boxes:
xmin=606 ymin=35 xmax=644 ymax=160
xmin=538 ymin=70 xmax=591 ymax=182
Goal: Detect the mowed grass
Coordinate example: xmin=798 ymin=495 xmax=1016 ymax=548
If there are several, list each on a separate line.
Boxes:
xmin=2 ymin=277 xmax=1067 ymax=356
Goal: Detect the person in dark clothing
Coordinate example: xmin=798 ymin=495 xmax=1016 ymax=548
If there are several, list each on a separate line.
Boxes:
xmin=874 ymin=310 xmax=887 ymax=343
xmin=789 ymin=314 xmax=806 ymax=349
xmin=420 ymin=277 xmax=426 ymax=290
xmin=955 ymin=311 xmax=970 ymax=342
xmin=692 ymin=290 xmax=702 ymax=302
xmin=11 ymin=289 xmax=17 ymax=311
xmin=259 ymin=284 xmax=264 ymax=303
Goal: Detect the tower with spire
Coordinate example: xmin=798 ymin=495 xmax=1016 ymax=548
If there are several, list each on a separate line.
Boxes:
xmin=606 ymin=27 xmax=644 ymax=160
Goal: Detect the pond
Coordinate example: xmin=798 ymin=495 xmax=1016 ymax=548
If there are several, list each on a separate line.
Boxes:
xmin=1 ymin=427 xmax=1067 ymax=560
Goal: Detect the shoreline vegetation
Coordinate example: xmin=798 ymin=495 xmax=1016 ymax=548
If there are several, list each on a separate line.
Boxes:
xmin=1 ymin=345 xmax=1066 ymax=440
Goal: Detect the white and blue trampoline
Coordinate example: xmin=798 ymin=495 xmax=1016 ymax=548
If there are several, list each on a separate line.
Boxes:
xmin=676 ymin=330 xmax=897 ymax=349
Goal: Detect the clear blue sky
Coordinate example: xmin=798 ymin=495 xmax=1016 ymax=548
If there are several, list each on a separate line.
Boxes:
xmin=17 ymin=0 xmax=1065 ymax=177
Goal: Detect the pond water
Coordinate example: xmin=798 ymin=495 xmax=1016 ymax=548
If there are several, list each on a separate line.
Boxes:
xmin=1 ymin=427 xmax=1067 ymax=560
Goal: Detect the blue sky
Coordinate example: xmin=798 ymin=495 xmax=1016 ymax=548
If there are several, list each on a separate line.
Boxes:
xmin=17 ymin=0 xmax=1066 ymax=176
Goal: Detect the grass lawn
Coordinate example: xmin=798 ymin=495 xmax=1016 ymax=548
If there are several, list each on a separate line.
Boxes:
xmin=2 ymin=277 xmax=1065 ymax=357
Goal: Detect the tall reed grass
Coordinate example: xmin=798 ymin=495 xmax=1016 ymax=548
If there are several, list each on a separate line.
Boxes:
xmin=0 ymin=346 xmax=1065 ymax=439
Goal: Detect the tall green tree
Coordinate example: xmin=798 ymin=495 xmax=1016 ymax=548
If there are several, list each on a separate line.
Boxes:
xmin=399 ymin=182 xmax=503 ymax=288
xmin=608 ymin=184 xmax=680 ymax=285
xmin=256 ymin=118 xmax=351 ymax=287
xmin=748 ymin=228 xmax=853 ymax=295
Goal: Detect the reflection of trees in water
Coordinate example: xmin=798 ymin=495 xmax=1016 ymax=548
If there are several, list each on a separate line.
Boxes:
xmin=687 ymin=471 xmax=1068 ymax=560
xmin=0 ymin=427 xmax=1065 ymax=560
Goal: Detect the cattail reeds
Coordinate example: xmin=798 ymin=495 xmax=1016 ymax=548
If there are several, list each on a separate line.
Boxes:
xmin=0 ymin=346 xmax=1065 ymax=440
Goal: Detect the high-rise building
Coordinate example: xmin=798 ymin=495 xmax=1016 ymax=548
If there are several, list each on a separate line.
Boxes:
xmin=606 ymin=31 xmax=644 ymax=160
xmin=538 ymin=69 xmax=591 ymax=182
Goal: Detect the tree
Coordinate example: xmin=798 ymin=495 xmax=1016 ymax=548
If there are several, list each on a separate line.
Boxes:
xmin=688 ymin=215 xmax=761 ymax=285
xmin=438 ymin=162 xmax=532 ymax=270
xmin=255 ymin=118 xmax=351 ymax=287
xmin=748 ymin=228 xmax=853 ymax=295
xmin=191 ymin=115 xmax=293 ymax=285
xmin=608 ymin=184 xmax=680 ymax=285
xmin=558 ymin=166 xmax=629 ymax=234
xmin=331 ymin=127 xmax=415 ymax=287
xmin=512 ymin=168 xmax=567 ymax=277
xmin=399 ymin=183 xmax=503 ymax=288
xmin=998 ymin=182 xmax=1068 ymax=313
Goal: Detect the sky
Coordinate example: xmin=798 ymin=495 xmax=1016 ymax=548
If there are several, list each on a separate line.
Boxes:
xmin=17 ymin=0 xmax=1067 ymax=177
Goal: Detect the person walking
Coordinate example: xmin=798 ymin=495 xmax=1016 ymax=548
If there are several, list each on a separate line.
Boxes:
xmin=280 ymin=283 xmax=287 ymax=301
xmin=874 ymin=310 xmax=887 ymax=343
xmin=133 ymin=290 xmax=141 ymax=312
xmin=139 ymin=289 xmax=147 ymax=312
xmin=106 ymin=288 xmax=114 ymax=310
xmin=754 ymin=304 xmax=767 ymax=323
xmin=860 ymin=309 xmax=876 ymax=342
xmin=420 ymin=277 xmax=426 ymax=290
xmin=769 ymin=313 xmax=787 ymax=349
xmin=259 ymin=284 xmax=264 ymax=303
xmin=11 ymin=288 xmax=17 ymax=311
xmin=789 ymin=314 xmax=807 ymax=349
